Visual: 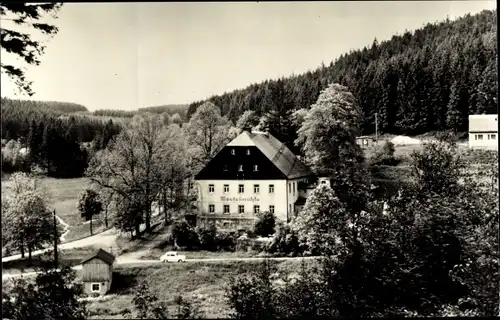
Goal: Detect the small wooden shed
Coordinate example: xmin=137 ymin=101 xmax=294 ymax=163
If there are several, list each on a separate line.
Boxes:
xmin=80 ymin=248 xmax=116 ymax=296
xmin=356 ymin=136 xmax=380 ymax=149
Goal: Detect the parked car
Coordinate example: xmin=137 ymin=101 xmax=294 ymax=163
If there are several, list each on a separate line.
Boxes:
xmin=160 ymin=251 xmax=186 ymax=263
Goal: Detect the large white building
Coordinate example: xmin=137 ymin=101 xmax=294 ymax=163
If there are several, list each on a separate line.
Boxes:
xmin=468 ymin=114 xmax=498 ymax=150
xmin=194 ymin=130 xmax=312 ymax=228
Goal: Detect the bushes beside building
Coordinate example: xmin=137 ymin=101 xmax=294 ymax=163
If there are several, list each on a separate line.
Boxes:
xmin=170 ymin=220 xmax=239 ymax=252
xmin=169 ymin=218 xmax=277 ymax=253
xmin=253 ymin=211 xmax=276 ymax=237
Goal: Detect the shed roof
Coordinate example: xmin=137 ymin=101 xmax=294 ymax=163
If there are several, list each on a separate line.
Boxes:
xmin=80 ymin=248 xmax=116 ymax=266
xmin=227 ymin=131 xmax=311 ymax=179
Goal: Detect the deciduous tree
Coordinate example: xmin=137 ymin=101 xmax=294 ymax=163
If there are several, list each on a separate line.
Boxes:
xmin=296 ymin=83 xmax=371 ymax=219
xmin=1 ymin=172 xmax=58 ymax=261
xmin=77 ymin=189 xmax=102 ymax=235
xmin=2 ymin=266 xmax=86 ymax=320
xmin=0 ymin=3 xmax=63 ymax=96
xmin=86 ymin=115 xmax=187 ymax=234
xmin=236 ymin=110 xmax=259 ymax=131
xmin=184 ymin=102 xmax=232 ymax=172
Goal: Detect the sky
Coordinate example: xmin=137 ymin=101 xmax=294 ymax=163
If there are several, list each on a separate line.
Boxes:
xmin=0 ymin=1 xmax=496 ymax=111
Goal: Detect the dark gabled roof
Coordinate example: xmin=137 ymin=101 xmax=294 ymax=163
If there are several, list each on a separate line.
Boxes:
xmin=227 ymin=131 xmax=311 ymax=179
xmin=80 ymin=248 xmax=116 ymax=266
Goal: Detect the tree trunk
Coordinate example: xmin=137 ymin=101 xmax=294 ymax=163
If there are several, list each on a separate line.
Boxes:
xmin=20 ymin=238 xmax=25 ymax=259
xmin=145 ymin=208 xmax=151 ymax=232
xmin=90 ymin=217 xmax=93 ymax=235
xmin=134 ymin=221 xmax=140 ymax=239
xmin=104 ymin=204 xmax=109 ymax=229
xmin=163 ymin=190 xmax=168 ymax=222
xmin=170 ymin=186 xmax=174 ymax=217
xmin=28 ymin=245 xmax=32 ymax=263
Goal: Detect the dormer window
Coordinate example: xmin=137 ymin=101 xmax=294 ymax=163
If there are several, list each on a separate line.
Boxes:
xmin=247 ymin=149 xmax=251 ymax=155
xmin=231 ymin=149 xmax=235 ymax=155
xmin=238 ymin=165 xmax=243 ymax=171
xmin=253 ymin=165 xmax=258 ymax=172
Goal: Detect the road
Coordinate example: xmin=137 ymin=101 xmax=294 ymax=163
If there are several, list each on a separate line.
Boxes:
xmin=2 ymin=255 xmax=321 ymax=280
xmin=2 ymin=212 xmax=163 ymax=263
xmin=2 ymin=228 xmax=119 ymax=263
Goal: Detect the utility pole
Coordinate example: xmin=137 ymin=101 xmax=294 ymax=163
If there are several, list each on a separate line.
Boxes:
xmin=53 ymin=209 xmax=58 ymax=269
xmin=375 ymin=112 xmax=379 ymax=142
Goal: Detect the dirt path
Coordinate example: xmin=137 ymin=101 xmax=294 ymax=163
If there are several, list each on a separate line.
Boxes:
xmin=56 ymin=215 xmax=71 ymax=243
xmin=2 ymin=217 xmax=161 ymax=263
xmin=2 ymin=228 xmax=118 ymax=263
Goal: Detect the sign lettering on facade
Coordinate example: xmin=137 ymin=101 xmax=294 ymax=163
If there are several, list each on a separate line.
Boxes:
xmin=220 ymin=196 xmax=260 ymax=202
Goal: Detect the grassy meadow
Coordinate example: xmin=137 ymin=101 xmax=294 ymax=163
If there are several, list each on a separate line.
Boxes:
xmin=86 ymin=259 xmax=312 ymax=319
xmin=1 ymin=176 xmax=108 ymax=244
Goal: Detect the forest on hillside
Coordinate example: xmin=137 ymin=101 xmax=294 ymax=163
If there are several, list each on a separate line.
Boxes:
xmin=138 ymin=104 xmax=188 ymax=119
xmin=1 ymin=98 xmax=122 ymax=177
xmin=87 ymin=104 xmax=187 ymax=120
xmin=1 ymin=97 xmax=88 ymax=114
xmin=187 ymin=10 xmax=497 ymax=136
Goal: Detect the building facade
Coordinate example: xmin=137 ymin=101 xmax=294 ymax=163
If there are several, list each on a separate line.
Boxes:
xmin=356 ymin=136 xmax=381 ymax=149
xmin=80 ymin=248 xmax=115 ymax=296
xmin=468 ymin=114 xmax=498 ymax=150
xmin=194 ymin=131 xmax=312 ymax=228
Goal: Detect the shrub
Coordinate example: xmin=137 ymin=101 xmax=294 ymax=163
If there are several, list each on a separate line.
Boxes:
xmin=253 ymin=211 xmax=276 ymax=237
xmin=174 ymin=295 xmax=204 ymax=319
xmin=226 ymin=260 xmax=278 ymax=319
xmin=370 ymin=141 xmax=398 ymax=166
xmin=171 ymin=220 xmax=199 ymax=249
xmin=263 ymin=221 xmax=302 ymax=256
xmin=216 ymin=231 xmax=238 ymax=251
xmin=195 ymin=222 xmax=217 ymax=251
xmin=132 ymin=282 xmax=168 ymax=319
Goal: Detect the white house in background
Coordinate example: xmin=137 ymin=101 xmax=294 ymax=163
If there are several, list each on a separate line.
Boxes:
xmin=194 ymin=130 xmax=312 ymax=229
xmin=468 ymin=114 xmax=498 ymax=150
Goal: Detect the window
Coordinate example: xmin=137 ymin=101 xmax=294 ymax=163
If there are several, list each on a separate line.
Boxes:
xmin=293 ymin=182 xmax=295 ymax=196
xmin=224 ymin=184 xmax=229 ymax=193
xmin=238 ymin=165 xmax=243 ymax=171
xmin=209 ymin=204 xmax=215 ymax=213
xmin=269 ymin=184 xmax=274 ymax=193
xmin=247 ymin=149 xmax=251 ymax=155
xmin=254 ymin=205 xmax=260 ymax=214
xmin=239 ymin=205 xmax=245 ymax=214
xmin=239 ymin=184 xmax=244 ymax=193
xmin=223 ymin=205 xmax=230 ymax=214
xmin=253 ymin=165 xmax=258 ymax=172
xmin=223 ymin=164 xmax=228 ymax=171
xmin=269 ymin=205 xmax=275 ymax=214
xmin=476 ymin=134 xmax=484 ymax=140
xmin=91 ymin=283 xmax=100 ymax=292
xmin=321 ymin=180 xmax=326 ymax=184
xmin=254 ymin=184 xmax=260 ymax=194
xmin=489 ymin=134 xmax=496 ymax=140
xmin=209 ymin=184 xmax=214 ymax=193
xmin=231 ymin=149 xmax=235 ymax=155
xmin=288 ymin=183 xmax=291 ymax=193
xmin=289 ymin=204 xmax=292 ymax=213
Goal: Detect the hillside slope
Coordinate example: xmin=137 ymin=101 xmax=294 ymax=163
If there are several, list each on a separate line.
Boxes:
xmin=187 ymin=10 xmax=497 ymax=136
